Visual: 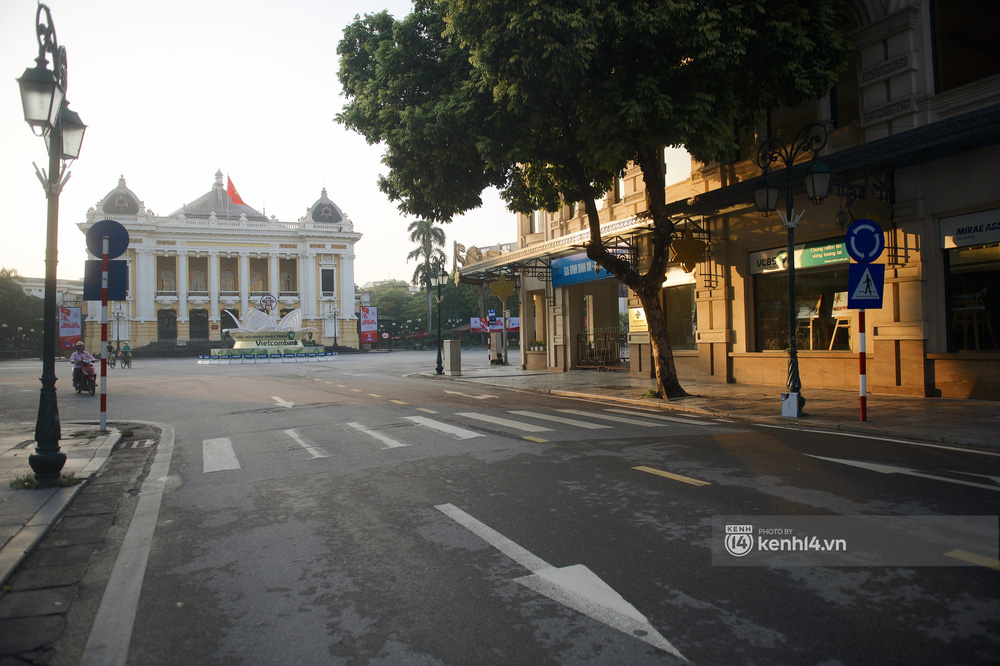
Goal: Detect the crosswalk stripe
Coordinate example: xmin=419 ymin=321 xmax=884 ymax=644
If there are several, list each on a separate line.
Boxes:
xmin=457 ymin=412 xmax=554 ymax=433
xmin=347 ymin=422 xmax=410 ymax=449
xmin=604 ymin=408 xmax=711 ymax=426
xmin=203 ymin=438 xmax=240 ymax=473
xmin=508 ymin=410 xmax=612 ymax=429
xmin=556 ymin=409 xmax=665 ymax=427
xmin=404 ymin=416 xmax=484 ymax=440
xmin=284 ymin=429 xmax=330 ymax=459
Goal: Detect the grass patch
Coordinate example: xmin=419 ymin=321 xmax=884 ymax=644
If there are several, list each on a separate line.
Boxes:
xmin=644 ymin=389 xmax=664 ymax=399
xmin=9 ymin=472 xmax=81 ymax=490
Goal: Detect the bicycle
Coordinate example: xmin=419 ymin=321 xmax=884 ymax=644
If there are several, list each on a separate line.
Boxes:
xmin=119 ymin=351 xmax=132 ymax=369
xmin=107 ymin=352 xmax=116 ymax=369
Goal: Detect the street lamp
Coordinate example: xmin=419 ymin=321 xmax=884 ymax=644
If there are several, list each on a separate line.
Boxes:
xmin=754 ymin=122 xmax=831 ymax=418
xmin=17 ymin=4 xmax=87 ymax=482
xmin=430 ymin=269 xmax=448 ymax=375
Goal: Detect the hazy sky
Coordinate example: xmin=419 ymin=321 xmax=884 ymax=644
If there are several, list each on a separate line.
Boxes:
xmin=2 ymin=0 xmax=690 ymax=288
xmin=0 ymin=0 xmax=518 ymax=287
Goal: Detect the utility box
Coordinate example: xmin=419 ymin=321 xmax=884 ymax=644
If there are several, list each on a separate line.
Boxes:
xmin=780 ymin=392 xmax=801 ymax=417
xmin=443 ymin=340 xmax=462 ymax=376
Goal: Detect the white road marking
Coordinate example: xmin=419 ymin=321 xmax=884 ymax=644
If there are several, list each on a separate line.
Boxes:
xmin=604 ymin=408 xmax=711 ymax=426
xmin=556 ymin=409 xmax=665 ymax=428
xmin=202 ymin=438 xmax=241 ymax=473
xmin=347 ymin=422 xmax=410 ymax=449
xmin=284 ymin=429 xmax=329 ymax=459
xmin=403 ymin=415 xmax=483 ymax=440
xmin=807 ymin=455 xmax=1000 ymax=492
xmin=508 ymin=410 xmax=611 ymax=429
xmin=457 ymin=412 xmax=554 ymax=433
xmin=435 ymin=503 xmax=687 ymax=660
xmin=445 ymin=390 xmax=498 ymax=400
xmin=761 ymin=424 xmax=1000 ymax=456
xmin=82 ymin=422 xmax=175 ymax=666
xmin=271 ymin=396 xmax=294 ymax=408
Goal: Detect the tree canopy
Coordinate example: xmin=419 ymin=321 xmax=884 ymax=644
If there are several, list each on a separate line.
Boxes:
xmin=338 ymin=0 xmax=848 ymax=396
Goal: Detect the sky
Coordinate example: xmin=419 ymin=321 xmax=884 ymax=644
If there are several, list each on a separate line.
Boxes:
xmin=0 ymin=0 xmax=517 ymax=287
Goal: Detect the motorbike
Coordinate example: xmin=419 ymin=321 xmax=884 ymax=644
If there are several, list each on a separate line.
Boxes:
xmin=73 ymin=360 xmax=96 ymax=396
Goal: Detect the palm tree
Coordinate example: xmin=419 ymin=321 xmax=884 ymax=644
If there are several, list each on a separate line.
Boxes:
xmin=407 ymin=219 xmax=446 ymax=336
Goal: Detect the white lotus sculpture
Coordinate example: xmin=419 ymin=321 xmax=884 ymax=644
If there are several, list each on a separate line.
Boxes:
xmin=223 ymin=307 xmax=314 ymax=333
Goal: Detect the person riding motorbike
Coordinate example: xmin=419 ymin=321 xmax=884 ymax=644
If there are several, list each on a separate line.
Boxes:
xmin=70 ymin=341 xmax=95 ymax=389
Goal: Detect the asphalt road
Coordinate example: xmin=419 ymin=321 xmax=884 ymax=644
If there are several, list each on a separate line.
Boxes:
xmin=2 ymin=353 xmax=998 ymax=665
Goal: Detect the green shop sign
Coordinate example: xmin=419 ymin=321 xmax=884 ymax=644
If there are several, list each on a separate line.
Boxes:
xmin=749 ymin=239 xmax=848 ymax=275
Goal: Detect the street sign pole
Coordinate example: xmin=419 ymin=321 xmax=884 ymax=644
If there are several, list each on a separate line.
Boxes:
xmin=858 ymin=309 xmax=867 ymax=422
xmin=845 ymin=218 xmax=885 ymax=423
xmin=100 ymin=236 xmax=109 ymax=433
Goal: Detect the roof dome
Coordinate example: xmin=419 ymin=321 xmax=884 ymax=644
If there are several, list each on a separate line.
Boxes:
xmin=170 ymin=170 xmax=267 ymax=221
xmin=97 ymin=176 xmax=142 ymax=215
xmin=307 ymin=188 xmax=344 ymax=224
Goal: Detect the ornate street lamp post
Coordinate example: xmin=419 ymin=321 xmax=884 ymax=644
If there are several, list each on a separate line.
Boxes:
xmin=17 ymin=4 xmax=87 ymax=482
xmin=754 ymin=122 xmax=831 ymax=417
xmin=430 ymin=270 xmax=448 ymax=375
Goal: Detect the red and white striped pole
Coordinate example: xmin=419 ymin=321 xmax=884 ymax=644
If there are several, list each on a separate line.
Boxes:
xmin=100 ymin=236 xmax=109 ymax=433
xmin=858 ymin=308 xmax=867 ymax=422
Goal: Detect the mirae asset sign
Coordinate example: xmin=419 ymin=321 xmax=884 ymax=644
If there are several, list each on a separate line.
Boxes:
xmin=941 ymin=207 xmax=1000 ymax=249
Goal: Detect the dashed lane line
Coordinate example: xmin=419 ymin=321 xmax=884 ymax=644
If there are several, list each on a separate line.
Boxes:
xmin=633 ymin=466 xmax=711 ymax=486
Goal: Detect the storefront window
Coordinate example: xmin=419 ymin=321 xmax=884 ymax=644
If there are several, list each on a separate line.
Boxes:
xmin=665 ymin=284 xmax=697 ymax=350
xmin=751 ymin=240 xmax=851 ymax=352
xmin=946 ymin=243 xmax=1000 ymax=351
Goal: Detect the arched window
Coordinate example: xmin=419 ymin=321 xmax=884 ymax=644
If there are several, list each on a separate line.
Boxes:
xmin=159 ymin=269 xmax=176 ymax=291
xmin=221 ymin=270 xmax=237 ymax=292
xmin=250 ymin=270 xmax=265 ymax=292
xmin=280 ymin=271 xmax=294 ymax=291
xmin=190 ymin=270 xmax=207 ymax=292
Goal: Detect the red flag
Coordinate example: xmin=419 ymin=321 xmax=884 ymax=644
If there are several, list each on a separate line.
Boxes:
xmin=227 ymin=176 xmax=246 ymax=205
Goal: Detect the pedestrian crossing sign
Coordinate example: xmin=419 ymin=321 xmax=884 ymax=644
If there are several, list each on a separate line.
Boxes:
xmin=848 ymin=263 xmax=885 ymax=309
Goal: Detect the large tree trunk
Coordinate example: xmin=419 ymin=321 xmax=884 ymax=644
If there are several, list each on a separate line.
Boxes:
xmin=575 ymin=147 xmax=687 ymax=399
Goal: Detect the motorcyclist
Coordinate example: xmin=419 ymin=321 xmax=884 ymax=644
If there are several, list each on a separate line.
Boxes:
xmin=70 ymin=341 xmax=95 ymax=388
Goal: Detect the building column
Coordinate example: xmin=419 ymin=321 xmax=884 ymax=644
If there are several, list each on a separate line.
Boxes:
xmin=136 ymin=249 xmax=156 ymax=320
xmin=177 ymin=252 xmax=188 ymax=321
xmin=339 ymin=253 xmax=356 ymax=320
xmin=208 ymin=251 xmax=220 ymax=321
xmin=239 ymin=252 xmax=250 ymax=314
xmin=269 ymin=254 xmax=280 ymax=302
xmin=301 ymin=253 xmax=317 ymax=318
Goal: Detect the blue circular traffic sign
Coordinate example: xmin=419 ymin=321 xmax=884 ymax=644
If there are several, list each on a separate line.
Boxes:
xmin=845 ymin=218 xmax=884 ymax=264
xmin=86 ymin=219 xmax=130 ymax=259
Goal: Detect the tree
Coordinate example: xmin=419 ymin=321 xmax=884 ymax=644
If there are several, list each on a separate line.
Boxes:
xmin=0 ymin=268 xmax=44 ymax=350
xmin=406 ymin=219 xmax=447 ymax=335
xmin=338 ymin=0 xmax=847 ymax=398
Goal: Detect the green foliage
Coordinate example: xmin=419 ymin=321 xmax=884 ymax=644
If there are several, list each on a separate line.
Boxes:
xmin=0 ymin=268 xmax=44 ymax=349
xmin=338 ymin=0 xmax=847 ymax=395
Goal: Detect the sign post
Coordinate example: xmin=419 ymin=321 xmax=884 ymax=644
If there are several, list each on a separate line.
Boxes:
xmin=85 ymin=220 xmax=130 ymax=434
xmin=845 ymin=218 xmax=885 ymax=422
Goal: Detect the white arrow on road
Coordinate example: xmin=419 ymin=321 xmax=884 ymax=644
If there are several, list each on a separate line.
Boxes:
xmin=807 ymin=455 xmax=1000 ymax=492
xmin=272 ymin=396 xmax=294 ymax=408
xmin=436 ymin=503 xmax=687 ymax=660
xmin=444 ymin=390 xmax=498 ymax=400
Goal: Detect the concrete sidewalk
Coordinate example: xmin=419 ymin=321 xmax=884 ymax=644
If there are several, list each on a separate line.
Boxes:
xmin=426 ymin=353 xmax=1000 ymax=451
xmin=0 ymin=425 xmax=119 ymax=588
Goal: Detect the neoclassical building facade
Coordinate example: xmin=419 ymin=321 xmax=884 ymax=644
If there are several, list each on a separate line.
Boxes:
xmin=78 ymin=171 xmax=361 ymax=350
xmin=459 ymin=0 xmax=1000 ymax=400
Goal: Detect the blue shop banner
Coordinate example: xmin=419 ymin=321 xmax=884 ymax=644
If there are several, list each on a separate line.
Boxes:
xmin=551 ymin=252 xmax=615 ymax=287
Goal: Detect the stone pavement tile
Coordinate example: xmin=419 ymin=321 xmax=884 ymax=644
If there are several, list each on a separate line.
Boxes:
xmin=0 ymin=489 xmax=57 ymax=519
xmin=23 ymin=544 xmax=96 ymax=569
xmin=0 ymin=615 xmax=64 ymax=655
xmin=41 ymin=514 xmax=113 ymax=549
xmin=7 ymin=562 xmax=89 ymax=592
xmin=0 ymin=586 xmax=75 ymax=620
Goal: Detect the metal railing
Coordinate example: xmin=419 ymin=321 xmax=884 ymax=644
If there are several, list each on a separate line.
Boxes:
xmin=576 ymin=328 xmax=629 ymax=370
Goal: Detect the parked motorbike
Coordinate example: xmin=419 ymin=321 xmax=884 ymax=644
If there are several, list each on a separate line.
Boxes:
xmin=73 ymin=360 xmax=96 ymax=396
